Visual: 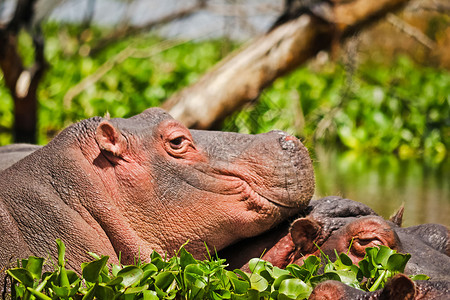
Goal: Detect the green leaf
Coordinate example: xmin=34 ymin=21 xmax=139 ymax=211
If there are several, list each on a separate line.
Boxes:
xmin=142 ymin=290 xmax=159 ymax=300
xmin=386 ymin=253 xmax=411 ymax=273
xmin=94 ymin=284 xmax=115 ymax=299
xmin=124 ymin=284 xmax=149 ymax=294
xmin=26 ymin=287 xmax=52 ymax=300
xmin=249 ymin=273 xmax=268 ymax=292
xmin=303 ymin=255 xmax=322 ymax=273
xmin=82 ymin=256 xmax=109 ymax=283
xmin=179 ymin=247 xmax=197 ymax=269
xmin=227 ymin=271 xmax=250 ymax=294
xmin=233 ymin=269 xmax=250 ymax=283
xmin=286 ymin=265 xmax=311 ymax=282
xmin=105 ymin=276 xmax=123 ymax=286
xmin=82 ymin=283 xmax=97 ymax=300
xmin=358 ymin=258 xmax=377 ymax=278
xmin=25 ymin=256 xmax=44 ymax=281
xmin=117 ymin=265 xmax=144 ymax=287
xmin=154 ymin=271 xmax=176 ymax=291
xmin=375 ymin=245 xmax=396 ymax=266
xmin=410 ymin=274 xmax=430 ymax=281
xmin=55 ymin=239 xmax=66 ymax=267
xmin=50 ymin=282 xmax=71 ymax=298
xmin=272 ymin=274 xmax=294 ymax=291
xmin=310 ymin=272 xmax=341 ymax=287
xmin=248 ymin=258 xmax=268 ymax=275
xmin=278 ymin=278 xmax=312 ymax=299
xmin=111 ymin=263 xmax=121 ymax=277
xmin=338 ymin=253 xmax=353 ymax=267
xmin=7 ymin=268 xmax=34 ymax=288
xmin=59 ymin=266 xmax=70 ymax=288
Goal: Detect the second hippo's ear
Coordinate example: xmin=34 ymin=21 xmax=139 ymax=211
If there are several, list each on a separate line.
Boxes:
xmin=95 ymin=121 xmax=127 ymax=158
xmin=380 ymin=274 xmax=415 ymax=299
xmin=290 ymin=218 xmax=321 ymax=253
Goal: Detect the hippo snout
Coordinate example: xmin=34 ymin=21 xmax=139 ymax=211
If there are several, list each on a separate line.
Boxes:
xmin=210 ymin=129 xmax=315 ymax=210
xmin=253 ymin=130 xmax=315 ymax=209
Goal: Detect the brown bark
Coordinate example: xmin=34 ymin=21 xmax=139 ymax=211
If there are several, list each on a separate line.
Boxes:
xmin=162 ymin=0 xmax=411 ymax=129
xmin=0 ymin=0 xmax=47 ymax=143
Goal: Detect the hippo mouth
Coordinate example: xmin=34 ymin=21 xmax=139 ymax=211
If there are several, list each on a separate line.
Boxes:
xmin=251 ymin=186 xmax=300 ymax=209
xmin=237 ymin=175 xmax=307 ymax=212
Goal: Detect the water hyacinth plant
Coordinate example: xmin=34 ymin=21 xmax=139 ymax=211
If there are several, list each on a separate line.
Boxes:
xmin=5 ymin=240 xmax=428 ymax=299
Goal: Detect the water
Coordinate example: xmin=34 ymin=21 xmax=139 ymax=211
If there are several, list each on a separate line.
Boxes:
xmin=313 ymin=146 xmax=450 ymax=227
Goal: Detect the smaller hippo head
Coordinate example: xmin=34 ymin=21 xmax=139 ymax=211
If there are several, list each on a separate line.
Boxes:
xmin=222 ymin=197 xmax=450 ymax=281
xmin=310 ymin=274 xmax=450 ymax=300
xmin=289 ymin=215 xmax=401 ymax=265
xmin=86 ymin=108 xmax=315 ymax=261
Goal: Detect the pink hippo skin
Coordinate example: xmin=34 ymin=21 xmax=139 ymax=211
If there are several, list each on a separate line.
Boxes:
xmin=0 ymin=108 xmax=315 ymax=273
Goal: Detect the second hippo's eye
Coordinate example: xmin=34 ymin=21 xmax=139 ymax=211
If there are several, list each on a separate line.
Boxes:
xmin=352 ymin=237 xmax=383 ymax=257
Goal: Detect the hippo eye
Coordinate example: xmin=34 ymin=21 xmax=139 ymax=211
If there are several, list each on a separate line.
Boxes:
xmin=166 ymin=135 xmax=194 ymax=157
xmin=170 ymin=137 xmax=183 ymax=147
xmin=352 ymin=237 xmax=383 ymax=257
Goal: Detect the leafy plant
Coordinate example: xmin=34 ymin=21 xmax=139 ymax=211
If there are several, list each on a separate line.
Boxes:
xmin=5 ymin=240 xmax=428 ymax=300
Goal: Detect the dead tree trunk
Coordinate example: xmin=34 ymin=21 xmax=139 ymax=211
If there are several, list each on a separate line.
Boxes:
xmin=162 ymin=0 xmax=411 ymax=129
xmin=0 ymin=0 xmax=47 ymax=143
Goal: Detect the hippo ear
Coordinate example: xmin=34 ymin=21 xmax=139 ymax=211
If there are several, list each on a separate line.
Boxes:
xmin=290 ymin=218 xmax=321 ymax=253
xmin=381 ymin=274 xmax=415 ymax=299
xmin=389 ymin=203 xmax=404 ymax=227
xmin=95 ymin=121 xmax=127 ymax=158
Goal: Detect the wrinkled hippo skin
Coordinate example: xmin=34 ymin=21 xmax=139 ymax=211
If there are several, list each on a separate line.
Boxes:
xmin=0 ymin=108 xmax=315 ymax=273
xmin=309 ymin=274 xmax=450 ymax=300
xmin=221 ymin=196 xmax=450 ymax=281
xmin=0 ymin=143 xmax=41 ymax=170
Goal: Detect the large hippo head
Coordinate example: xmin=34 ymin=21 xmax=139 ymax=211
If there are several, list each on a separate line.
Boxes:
xmin=92 ymin=108 xmax=314 ymax=258
xmin=0 ymin=108 xmax=314 ymax=270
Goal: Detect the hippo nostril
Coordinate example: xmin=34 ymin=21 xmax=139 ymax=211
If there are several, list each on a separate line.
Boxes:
xmin=279 ymin=135 xmax=299 ymax=152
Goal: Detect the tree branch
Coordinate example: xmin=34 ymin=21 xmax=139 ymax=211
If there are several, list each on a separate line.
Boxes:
xmin=386 ymin=13 xmax=436 ymax=49
xmin=162 ymin=0 xmax=411 ymax=129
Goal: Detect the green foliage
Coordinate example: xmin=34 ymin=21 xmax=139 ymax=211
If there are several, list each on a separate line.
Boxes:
xmin=6 ymin=240 xmax=427 ymax=300
xmin=223 ymin=57 xmax=450 ymax=163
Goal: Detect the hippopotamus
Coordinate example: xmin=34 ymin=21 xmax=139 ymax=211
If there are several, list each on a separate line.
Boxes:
xmin=220 ymin=196 xmax=450 ymax=281
xmin=0 ymin=107 xmax=315 ymax=273
xmin=309 ymin=274 xmax=450 ymax=299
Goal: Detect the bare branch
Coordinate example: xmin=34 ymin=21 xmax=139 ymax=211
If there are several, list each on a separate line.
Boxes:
xmin=386 ymin=13 xmax=436 ymax=49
